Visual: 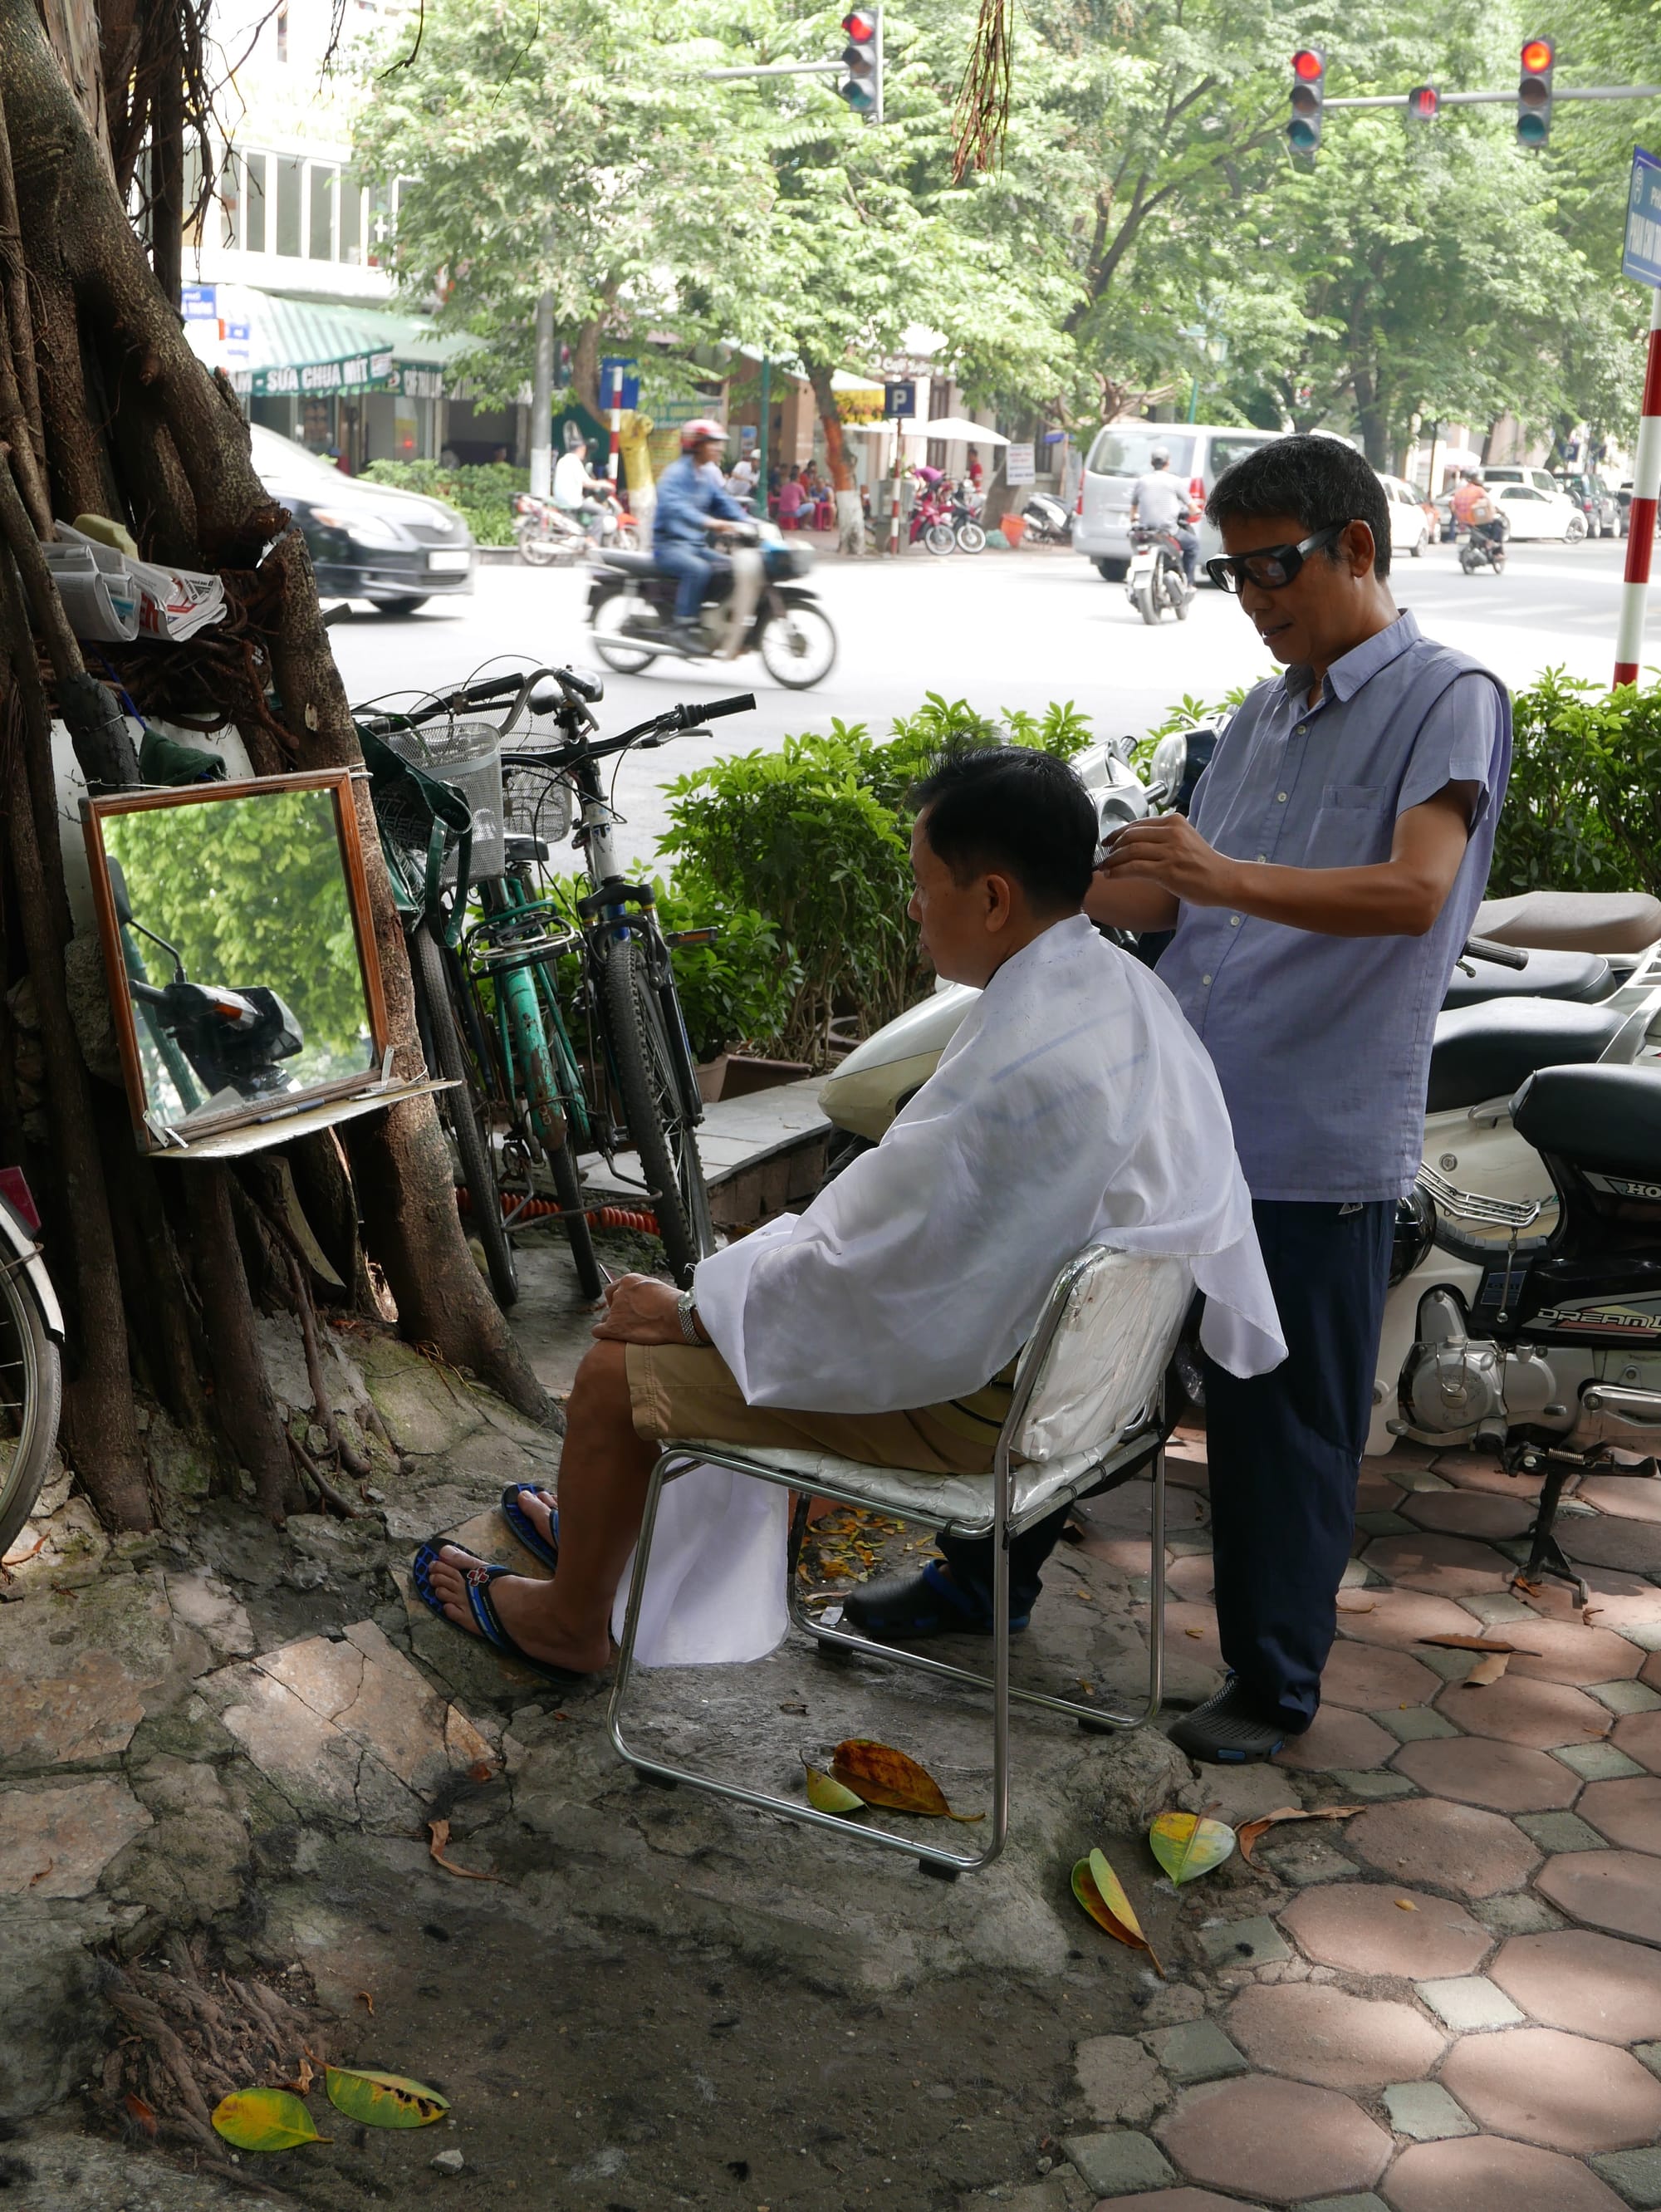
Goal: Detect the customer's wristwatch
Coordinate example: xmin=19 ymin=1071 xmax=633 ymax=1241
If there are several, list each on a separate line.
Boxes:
xmin=676 ymin=1287 xmax=702 ymax=1345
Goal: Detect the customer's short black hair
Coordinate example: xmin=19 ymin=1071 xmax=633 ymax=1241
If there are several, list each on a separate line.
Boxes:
xmin=909 ymin=745 xmax=1097 ymax=913
xmin=1206 ymin=433 xmax=1392 ymax=581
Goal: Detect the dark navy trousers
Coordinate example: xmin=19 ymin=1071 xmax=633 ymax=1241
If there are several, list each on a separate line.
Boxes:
xmin=938 ymin=1197 xmax=1394 ymax=1731
xmin=1203 ymin=1197 xmax=1394 ymax=1731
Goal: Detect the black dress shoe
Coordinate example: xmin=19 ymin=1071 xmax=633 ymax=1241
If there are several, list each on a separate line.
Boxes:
xmin=839 ymin=1562 xmax=1030 ymax=1641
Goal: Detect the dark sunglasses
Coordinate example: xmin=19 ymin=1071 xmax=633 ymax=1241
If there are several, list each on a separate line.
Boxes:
xmin=1204 ymin=521 xmax=1349 ymax=595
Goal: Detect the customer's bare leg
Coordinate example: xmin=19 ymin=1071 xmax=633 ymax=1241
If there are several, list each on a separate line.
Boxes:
xmin=427 ymin=1341 xmax=655 ymax=1673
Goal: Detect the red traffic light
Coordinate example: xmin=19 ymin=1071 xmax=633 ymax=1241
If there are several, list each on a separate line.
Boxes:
xmin=1291 ymin=47 xmax=1324 ymax=80
xmin=842 ymin=9 xmax=877 ymax=40
xmin=1407 ymin=85 xmax=1440 ymax=120
xmin=1521 ymin=37 xmax=1554 ymax=74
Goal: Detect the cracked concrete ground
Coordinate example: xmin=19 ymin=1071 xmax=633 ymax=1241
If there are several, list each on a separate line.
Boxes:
xmin=12 ymin=1223 xmax=1661 ymax=2211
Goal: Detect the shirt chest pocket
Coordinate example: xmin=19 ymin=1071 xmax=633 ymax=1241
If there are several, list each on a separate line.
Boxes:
xmin=1311 ymin=781 xmax=1390 ymax=866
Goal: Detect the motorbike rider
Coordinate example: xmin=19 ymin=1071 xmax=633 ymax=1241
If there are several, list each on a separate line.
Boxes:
xmin=847 ymin=435 xmax=1513 ymax=1767
xmin=553 ymin=436 xmax=613 ymax=532
xmin=1129 ymin=445 xmax=1198 ymax=584
xmin=1451 ymin=469 xmax=1507 ymax=561
xmin=652 ymin=420 xmax=747 ymax=651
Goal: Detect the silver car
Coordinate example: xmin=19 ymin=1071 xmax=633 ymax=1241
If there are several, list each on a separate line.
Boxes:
xmin=1075 ymin=423 xmax=1281 ymax=581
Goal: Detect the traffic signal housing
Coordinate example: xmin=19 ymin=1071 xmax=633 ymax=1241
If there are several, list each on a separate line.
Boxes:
xmin=1289 ymin=48 xmax=1325 ymax=155
xmin=1405 ymin=85 xmax=1441 ymax=123
xmin=839 ymin=9 xmax=880 ymax=119
xmin=1518 ymin=37 xmax=1554 ymax=146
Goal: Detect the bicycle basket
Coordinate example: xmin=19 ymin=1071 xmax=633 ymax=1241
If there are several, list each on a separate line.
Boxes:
xmin=384 ymin=719 xmax=506 ymax=883
xmin=502 ymin=758 xmax=574 ymax=847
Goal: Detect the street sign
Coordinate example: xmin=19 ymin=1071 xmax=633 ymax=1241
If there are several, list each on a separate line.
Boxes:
xmin=180 ymin=283 xmax=217 ymax=321
xmin=1006 ymin=441 xmax=1036 ymax=485
xmin=1624 ymin=149 xmax=1661 ymax=288
xmin=600 ymin=356 xmax=640 ymax=410
xmin=883 ymin=380 xmax=916 ymax=419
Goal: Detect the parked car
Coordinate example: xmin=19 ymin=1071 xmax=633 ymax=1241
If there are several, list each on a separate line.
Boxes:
xmin=1619 ymin=486 xmax=1660 ymax=539
xmin=1555 ymin=471 xmax=1620 ymax=537
xmin=1075 ymin=423 xmax=1281 ymax=581
xmin=1377 ymin=473 xmax=1432 ymax=558
xmin=249 ymin=425 xmax=477 ymax=615
xmin=1483 ymin=478 xmax=1588 ymax=542
xmin=1479 ymin=464 xmax=1561 ymax=498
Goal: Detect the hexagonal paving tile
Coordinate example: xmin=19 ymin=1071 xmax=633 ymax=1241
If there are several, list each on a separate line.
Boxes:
xmin=1225 ymin=1984 xmax=1443 ymax=2091
xmin=1432 ymin=1672 xmax=1611 ymax=1749
xmin=1275 ymin=1706 xmax=1397 ymax=1773
xmin=1400 ymin=1489 xmax=1536 ymax=1541
xmin=1278 ymin=1884 xmax=1492 ymax=1979
xmin=1610 ymin=1709 xmax=1661 ymax=1775
xmin=1537 ymin=1849 xmax=1661 ymax=1944
xmin=1360 ymin=1533 xmax=1512 ymax=1597
xmin=1489 ymin=1929 xmax=1661 ymax=2043
xmin=1154 ymin=2075 xmax=1390 ymax=2205
xmin=1385 ymin=2134 xmax=1629 ymax=2212
xmin=1319 ymin=1641 xmax=1441 ymax=1711
xmin=1358 ymin=1469 xmax=1406 ymax=1513
xmin=1562 ymin=1515 xmax=1661 ymax=1575
xmin=1346 ymin=1798 xmax=1540 ymax=1899
xmin=1330 ymin=1587 xmax=1493 ymax=1652
xmin=1577 ymin=1775 xmax=1661 ymax=1853
xmin=1390 ymin=1737 xmax=1580 ymax=1814
xmin=1502 ymin=1617 xmax=1644 ymax=1688
xmin=1575 ymin=1474 xmax=1661 ymax=1523
xmin=1438 ymin=2025 xmax=1661 ymax=2151
xmin=1526 ymin=1575 xmax=1661 ymax=1634
xmin=1166 ymin=1553 xmax=1217 ymax=1601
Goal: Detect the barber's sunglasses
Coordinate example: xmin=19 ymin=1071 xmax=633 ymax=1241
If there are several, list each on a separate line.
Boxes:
xmin=1204 ymin=521 xmax=1349 ymax=595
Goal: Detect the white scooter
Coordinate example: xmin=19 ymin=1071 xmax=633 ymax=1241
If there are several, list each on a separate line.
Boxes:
xmin=1125 ymin=523 xmax=1195 ymax=625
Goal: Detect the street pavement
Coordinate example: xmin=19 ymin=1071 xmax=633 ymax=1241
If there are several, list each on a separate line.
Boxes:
xmin=326 ymin=535 xmax=1636 ymax=867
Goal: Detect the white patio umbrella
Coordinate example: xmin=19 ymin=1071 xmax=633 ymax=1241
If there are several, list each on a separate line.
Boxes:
xmin=846 ymin=417 xmax=1010 ymax=444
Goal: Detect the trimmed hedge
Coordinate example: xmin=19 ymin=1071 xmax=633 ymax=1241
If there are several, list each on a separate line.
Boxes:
xmin=359 ymin=459 xmax=527 ymax=546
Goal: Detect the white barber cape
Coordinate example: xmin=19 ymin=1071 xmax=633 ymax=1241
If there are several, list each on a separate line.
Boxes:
xmin=612 ymin=915 xmax=1285 ymax=1669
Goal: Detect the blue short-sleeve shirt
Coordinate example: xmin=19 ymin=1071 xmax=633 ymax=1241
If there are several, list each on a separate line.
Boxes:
xmin=1156 ymin=611 xmax=1512 ymax=1202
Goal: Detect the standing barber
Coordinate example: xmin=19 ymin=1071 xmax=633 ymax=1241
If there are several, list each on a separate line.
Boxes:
xmin=1102 ymin=433 xmax=1511 ymax=1760
xmin=849 ymin=434 xmax=1510 ymax=1765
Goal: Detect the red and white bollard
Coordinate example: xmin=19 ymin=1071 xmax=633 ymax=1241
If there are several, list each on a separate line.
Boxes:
xmin=1614 ymin=286 xmax=1661 ymax=686
xmin=607 ymin=365 xmax=624 ymax=487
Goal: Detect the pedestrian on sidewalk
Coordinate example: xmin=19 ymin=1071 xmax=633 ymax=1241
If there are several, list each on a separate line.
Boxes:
xmin=845 ymin=434 xmax=1512 ymax=1764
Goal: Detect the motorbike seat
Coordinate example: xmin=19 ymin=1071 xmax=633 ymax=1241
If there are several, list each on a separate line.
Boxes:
xmin=1443 ymin=946 xmax=1613 ymax=1011
xmin=1428 ymin=998 xmax=1628 ymax=1113
xmin=502 ymin=833 xmax=550 ymax=869
xmin=600 ymin=550 xmax=662 ymax=577
xmin=1473 ymin=890 xmax=1661 ymax=955
xmin=1512 ymin=1063 xmax=1661 ymax=1179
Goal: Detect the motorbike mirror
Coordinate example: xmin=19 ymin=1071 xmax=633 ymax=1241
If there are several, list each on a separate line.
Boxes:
xmin=1149 ymin=731 xmax=1189 ymax=797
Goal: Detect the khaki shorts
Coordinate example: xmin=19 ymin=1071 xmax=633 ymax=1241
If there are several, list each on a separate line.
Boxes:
xmin=624 ymin=1341 xmax=1008 ymax=1477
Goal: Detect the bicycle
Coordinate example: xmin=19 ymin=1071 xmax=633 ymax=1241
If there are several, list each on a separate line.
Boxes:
xmin=360 ymin=668 xmax=754 ymax=1292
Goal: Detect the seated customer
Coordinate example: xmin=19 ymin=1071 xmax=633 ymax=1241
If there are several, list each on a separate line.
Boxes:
xmin=416 ymin=748 xmax=1283 ymax=1680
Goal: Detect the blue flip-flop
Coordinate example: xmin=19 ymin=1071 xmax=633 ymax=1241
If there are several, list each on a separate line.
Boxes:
xmin=410 ymin=1540 xmax=586 ymax=1686
xmin=499 ymin=1484 xmax=560 ymax=1572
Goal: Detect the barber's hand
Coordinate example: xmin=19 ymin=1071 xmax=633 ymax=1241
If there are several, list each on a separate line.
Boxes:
xmin=1098 ymin=814 xmax=1242 ymax=907
xmin=590 ymin=1273 xmax=688 ymax=1343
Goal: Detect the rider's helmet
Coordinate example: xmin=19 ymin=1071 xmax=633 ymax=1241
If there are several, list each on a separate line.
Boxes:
xmin=679 ymin=418 xmax=727 ymax=451
xmin=1149 ymin=444 xmax=1171 ymax=468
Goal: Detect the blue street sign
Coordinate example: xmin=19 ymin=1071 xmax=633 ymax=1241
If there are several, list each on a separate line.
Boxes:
xmin=884 ymin=380 xmax=916 ymax=419
xmin=180 ymin=283 xmax=217 ymax=321
xmin=600 ymin=356 xmax=640 ymax=410
xmin=1624 ymin=148 xmax=1661 ymax=289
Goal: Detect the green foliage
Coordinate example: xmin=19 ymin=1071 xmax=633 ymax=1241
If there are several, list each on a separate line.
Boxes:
xmin=105 ymin=792 xmax=371 ymax=1092
xmin=360 ymin=459 xmax=526 ymax=547
xmin=1487 ymin=668 xmax=1661 ymax=900
xmin=660 ymin=696 xmax=1094 ymax=1058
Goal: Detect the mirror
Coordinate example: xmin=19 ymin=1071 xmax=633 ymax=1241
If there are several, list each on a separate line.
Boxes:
xmin=83 ymin=771 xmax=390 ymax=1150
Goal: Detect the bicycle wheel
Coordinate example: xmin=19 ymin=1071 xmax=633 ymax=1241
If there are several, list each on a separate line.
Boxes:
xmin=411 ymin=923 xmax=518 ymax=1308
xmin=502 ymin=973 xmax=604 ymax=1302
xmin=0 ymin=1256 xmax=61 ymax=1562
xmin=600 ymin=934 xmax=714 ymax=1286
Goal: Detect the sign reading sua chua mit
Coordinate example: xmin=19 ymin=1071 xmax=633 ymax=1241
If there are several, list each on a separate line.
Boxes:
xmin=233 ymin=350 xmax=395 ymax=399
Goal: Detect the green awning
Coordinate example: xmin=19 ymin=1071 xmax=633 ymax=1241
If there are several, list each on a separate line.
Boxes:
xmin=195 ymin=286 xmax=468 ymax=400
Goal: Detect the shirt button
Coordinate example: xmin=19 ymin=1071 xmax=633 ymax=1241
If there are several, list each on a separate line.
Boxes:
xmin=1229 ymin=915 xmax=1242 ymax=927
xmin=1201 ymin=974 xmax=1212 ymax=986
xmin=1276 ymin=792 xmax=1288 ymax=803
xmin=1256 ymin=853 xmax=1267 ymax=863
xmin=1295 ymin=725 xmax=1306 ymax=737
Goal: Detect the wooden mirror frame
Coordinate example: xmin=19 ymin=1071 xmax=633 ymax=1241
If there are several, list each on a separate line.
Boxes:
xmin=81 ymin=768 xmax=390 ymax=1153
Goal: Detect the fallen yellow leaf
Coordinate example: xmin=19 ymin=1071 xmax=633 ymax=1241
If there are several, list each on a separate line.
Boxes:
xmin=829 ymin=1739 xmax=984 ymax=1822
xmin=1149 ymin=1810 xmax=1234 ymax=1885
xmin=1236 ymin=1805 xmax=1366 ymax=1865
xmin=212 ymin=2088 xmax=329 ymax=2153
xmin=1072 ymin=1847 xmax=1164 ymax=1977
xmin=427 ymin=1817 xmax=502 ymax=1882
xmin=802 ymin=1760 xmax=865 ymax=1816
xmin=1396 ymin=1898 xmax=1418 ymax=1911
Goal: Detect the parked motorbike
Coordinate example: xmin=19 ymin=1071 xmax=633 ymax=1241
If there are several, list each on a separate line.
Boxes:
xmin=514 ymin=490 xmax=637 ymax=566
xmin=586 ymin=522 xmax=837 ymax=689
xmin=1022 ymin=492 xmax=1073 ymax=546
xmin=1126 ymin=522 xmax=1194 ymax=624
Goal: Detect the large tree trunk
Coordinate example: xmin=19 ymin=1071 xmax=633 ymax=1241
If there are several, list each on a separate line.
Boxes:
xmin=0 ymin=0 xmax=552 ymax=1525
xmin=806 ymin=363 xmax=863 ymax=557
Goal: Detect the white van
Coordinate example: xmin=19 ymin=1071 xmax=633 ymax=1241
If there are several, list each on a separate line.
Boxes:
xmin=1075 ymin=423 xmax=1281 ymax=581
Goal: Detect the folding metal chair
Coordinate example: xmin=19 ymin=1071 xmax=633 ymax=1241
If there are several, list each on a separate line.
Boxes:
xmin=607 ymin=1244 xmax=1193 ymax=1876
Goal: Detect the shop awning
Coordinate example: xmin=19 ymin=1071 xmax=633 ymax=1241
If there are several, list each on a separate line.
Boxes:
xmin=184 ymin=284 xmax=468 ymax=400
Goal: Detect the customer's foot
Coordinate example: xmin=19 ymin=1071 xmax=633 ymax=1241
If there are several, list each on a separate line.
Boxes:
xmin=1168 ymin=1681 xmax=1292 ymax=1763
xmin=840 ymin=1560 xmax=1030 ymax=1642
xmin=426 ymin=1544 xmax=610 ymax=1674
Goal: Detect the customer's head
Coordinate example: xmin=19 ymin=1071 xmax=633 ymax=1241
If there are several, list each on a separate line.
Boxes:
xmin=1206 ymin=434 xmax=1394 ymax=670
xmin=908 ymin=746 xmax=1097 ymax=986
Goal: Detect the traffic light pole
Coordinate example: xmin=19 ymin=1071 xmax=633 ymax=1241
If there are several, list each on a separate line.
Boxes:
xmin=1323 ymin=85 xmax=1661 ymax=109
xmin=1614 ymin=286 xmax=1661 ymax=688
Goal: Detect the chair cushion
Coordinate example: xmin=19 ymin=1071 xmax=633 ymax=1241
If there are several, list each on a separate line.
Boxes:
xmin=663 ymin=1431 xmax=1156 ymax=1539
xmin=1012 ymin=1251 xmax=1192 ymax=1461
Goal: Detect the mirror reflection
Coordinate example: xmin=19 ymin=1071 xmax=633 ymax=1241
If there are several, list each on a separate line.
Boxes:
xmin=102 ymin=787 xmax=375 ymax=1131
